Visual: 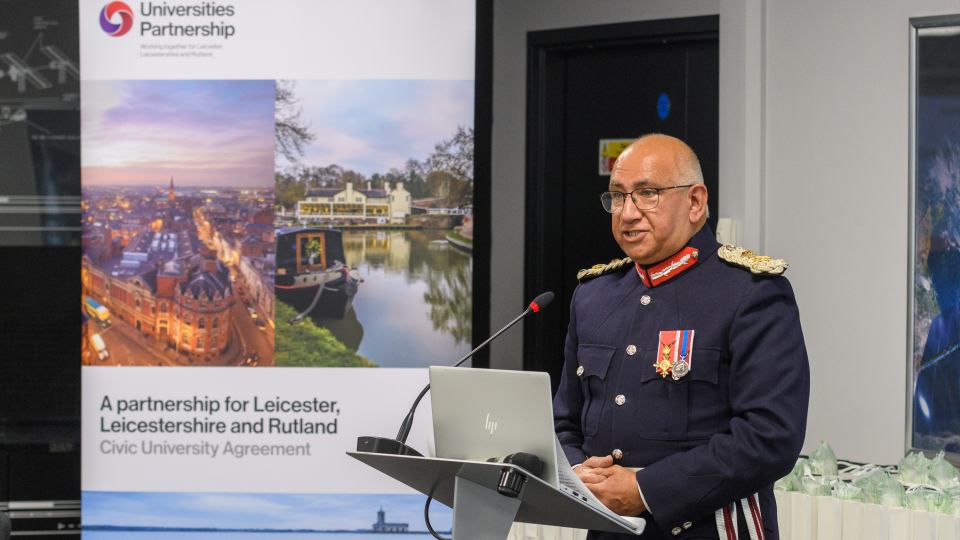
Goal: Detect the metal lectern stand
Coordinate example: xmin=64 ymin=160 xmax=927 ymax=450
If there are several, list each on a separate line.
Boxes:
xmin=348 ymin=451 xmax=645 ymax=540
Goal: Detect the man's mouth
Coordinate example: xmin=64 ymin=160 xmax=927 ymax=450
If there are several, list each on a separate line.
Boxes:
xmin=622 ymin=230 xmax=647 ymax=240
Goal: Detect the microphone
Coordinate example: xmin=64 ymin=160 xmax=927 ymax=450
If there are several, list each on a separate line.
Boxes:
xmin=356 ymin=291 xmax=555 ymax=456
xmin=527 ymin=291 xmax=554 ymax=315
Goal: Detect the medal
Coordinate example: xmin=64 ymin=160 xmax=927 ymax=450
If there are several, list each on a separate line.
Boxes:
xmin=671 ymin=330 xmax=695 ymax=380
xmin=671 ymin=359 xmax=689 ymax=380
xmin=655 ymin=332 xmax=678 ymax=378
xmin=656 ymin=329 xmax=695 ymax=380
xmin=655 ymin=357 xmax=673 ymax=378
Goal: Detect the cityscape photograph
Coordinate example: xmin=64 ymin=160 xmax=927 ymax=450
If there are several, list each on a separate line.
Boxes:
xmin=80 ymin=80 xmax=275 ymax=366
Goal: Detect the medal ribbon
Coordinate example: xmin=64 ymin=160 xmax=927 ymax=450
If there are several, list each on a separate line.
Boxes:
xmin=655 ymin=331 xmax=680 ymax=378
xmin=680 ymin=329 xmax=695 ymax=369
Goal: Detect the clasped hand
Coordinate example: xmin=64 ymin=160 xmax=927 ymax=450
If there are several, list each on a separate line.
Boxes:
xmin=576 ymin=455 xmax=646 ymax=516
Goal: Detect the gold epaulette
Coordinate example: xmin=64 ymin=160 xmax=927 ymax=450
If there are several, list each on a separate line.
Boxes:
xmin=717 ymin=245 xmax=788 ymax=275
xmin=577 ymin=257 xmax=633 ymax=282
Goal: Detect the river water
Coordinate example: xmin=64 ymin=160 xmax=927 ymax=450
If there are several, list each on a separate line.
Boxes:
xmin=311 ymin=229 xmax=472 ymax=368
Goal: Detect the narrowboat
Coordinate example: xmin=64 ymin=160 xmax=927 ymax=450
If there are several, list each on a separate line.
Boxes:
xmin=275 ymin=227 xmax=360 ymax=319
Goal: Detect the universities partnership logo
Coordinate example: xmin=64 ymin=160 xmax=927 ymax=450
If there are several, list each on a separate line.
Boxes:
xmin=99 ymin=1 xmax=134 ymax=37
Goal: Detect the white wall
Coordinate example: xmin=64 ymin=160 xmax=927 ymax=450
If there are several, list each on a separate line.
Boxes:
xmin=491 ymin=0 xmax=960 ymax=465
xmin=763 ymin=0 xmax=960 ymax=464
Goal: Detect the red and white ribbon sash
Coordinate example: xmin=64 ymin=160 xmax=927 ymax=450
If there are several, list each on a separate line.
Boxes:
xmin=715 ymin=493 xmax=764 ymax=540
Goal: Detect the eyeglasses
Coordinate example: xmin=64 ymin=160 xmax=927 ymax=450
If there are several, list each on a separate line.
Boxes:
xmin=600 ymin=184 xmax=695 ymax=213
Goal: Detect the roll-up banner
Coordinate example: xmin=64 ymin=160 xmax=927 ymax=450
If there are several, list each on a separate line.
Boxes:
xmin=80 ymin=0 xmax=474 ymax=536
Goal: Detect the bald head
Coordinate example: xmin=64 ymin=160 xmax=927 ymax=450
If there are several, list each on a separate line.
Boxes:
xmin=607 ymin=134 xmax=709 ymax=265
xmin=612 ymin=134 xmax=704 ymax=187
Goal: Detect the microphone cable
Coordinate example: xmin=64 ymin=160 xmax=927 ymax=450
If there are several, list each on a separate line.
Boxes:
xmin=424 ymin=482 xmax=451 ymax=540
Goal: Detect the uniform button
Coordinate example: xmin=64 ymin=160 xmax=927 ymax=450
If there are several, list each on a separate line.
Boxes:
xmin=683 ymin=522 xmax=692 ymax=529
xmin=640 ymin=295 xmax=651 ymax=305
xmin=626 ymin=344 xmax=637 ymax=356
xmin=576 ymin=366 xmax=584 ymax=377
xmin=612 ymin=449 xmax=623 ymax=460
xmin=692 ymin=250 xmax=699 ymax=259
xmin=615 ymin=394 xmax=626 ymax=406
xmin=672 ymin=527 xmax=682 ymax=536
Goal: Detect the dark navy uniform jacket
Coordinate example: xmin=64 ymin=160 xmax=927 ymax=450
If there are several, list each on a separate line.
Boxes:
xmin=554 ymin=226 xmax=810 ymax=539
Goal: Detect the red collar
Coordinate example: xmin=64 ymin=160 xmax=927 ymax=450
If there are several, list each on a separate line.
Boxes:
xmin=635 ymin=246 xmax=700 ymax=287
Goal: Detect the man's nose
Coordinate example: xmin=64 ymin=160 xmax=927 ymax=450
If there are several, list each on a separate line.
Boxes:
xmin=620 ymin=194 xmax=644 ymax=220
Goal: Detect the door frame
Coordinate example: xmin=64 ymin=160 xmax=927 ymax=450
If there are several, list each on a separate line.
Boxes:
xmin=471 ymin=0 xmax=493 ymax=367
xmin=524 ymin=16 xmax=719 ymax=376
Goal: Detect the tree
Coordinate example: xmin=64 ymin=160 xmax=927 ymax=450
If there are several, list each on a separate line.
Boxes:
xmin=275 ymin=80 xmax=315 ymax=164
xmin=275 ymin=172 xmax=306 ymax=210
xmin=340 ymin=169 xmax=366 ymax=188
xmin=404 ymin=159 xmax=429 ymax=198
xmin=426 ymin=170 xmax=455 ymax=199
xmin=425 ymin=171 xmax=470 ymax=207
xmin=405 ymin=158 xmax=425 ymax=179
xmin=426 ymin=125 xmax=474 ymax=184
xmin=296 ymin=164 xmax=343 ymax=188
xmin=448 ymin=177 xmax=472 ymax=206
xmin=386 ymin=167 xmax=404 ymax=179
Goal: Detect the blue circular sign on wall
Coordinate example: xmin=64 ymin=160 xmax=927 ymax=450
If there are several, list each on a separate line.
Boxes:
xmin=657 ymin=92 xmax=671 ymax=120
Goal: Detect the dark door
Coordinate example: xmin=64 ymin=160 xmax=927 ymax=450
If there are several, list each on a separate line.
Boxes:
xmin=524 ymin=17 xmax=719 ymax=390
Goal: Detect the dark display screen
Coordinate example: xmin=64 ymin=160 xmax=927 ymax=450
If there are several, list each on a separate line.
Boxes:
xmin=0 ymin=0 xmax=80 ymax=246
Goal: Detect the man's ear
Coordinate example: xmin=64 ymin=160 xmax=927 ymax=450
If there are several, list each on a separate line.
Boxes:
xmin=689 ymin=184 xmax=708 ymax=223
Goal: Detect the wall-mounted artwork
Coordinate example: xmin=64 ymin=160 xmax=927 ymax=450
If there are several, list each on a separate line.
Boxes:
xmin=909 ymin=15 xmax=960 ymax=460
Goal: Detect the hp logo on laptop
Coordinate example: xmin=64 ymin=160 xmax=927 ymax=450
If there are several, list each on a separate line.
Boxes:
xmin=484 ymin=413 xmax=498 ymax=436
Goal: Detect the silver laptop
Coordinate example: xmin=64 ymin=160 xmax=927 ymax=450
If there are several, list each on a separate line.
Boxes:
xmin=429 ymin=366 xmax=645 ymax=533
xmin=430 ymin=366 xmax=561 ymax=486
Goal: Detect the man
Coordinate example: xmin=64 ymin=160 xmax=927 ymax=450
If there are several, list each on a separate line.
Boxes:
xmin=553 ymin=134 xmax=809 ymax=539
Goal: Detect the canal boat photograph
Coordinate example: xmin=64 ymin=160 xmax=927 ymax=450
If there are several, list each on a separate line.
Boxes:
xmin=275 ymin=227 xmax=361 ymax=320
xmin=273 ymin=79 xmax=475 ymax=368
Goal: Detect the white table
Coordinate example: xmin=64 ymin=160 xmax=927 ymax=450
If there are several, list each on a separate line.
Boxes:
xmin=775 ymin=490 xmax=959 ymax=540
xmin=506 ymin=490 xmax=960 ymax=540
